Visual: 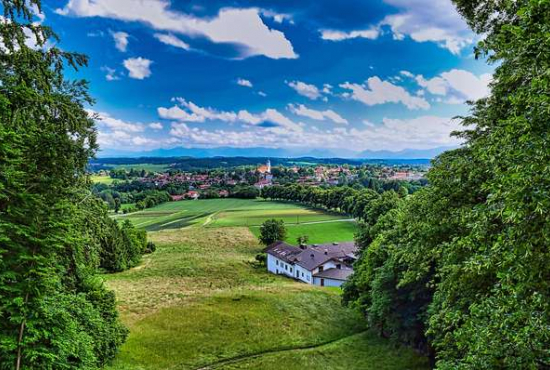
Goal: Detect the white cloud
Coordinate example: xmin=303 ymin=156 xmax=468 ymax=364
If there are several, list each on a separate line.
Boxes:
xmin=288 ymin=104 xmax=348 ymax=125
xmin=56 ymin=1 xmax=297 ymax=59
xmin=158 ymin=98 xmax=303 ymax=132
xmin=321 ymin=28 xmax=379 ymax=41
xmin=258 ymin=91 xmax=267 ymax=97
xmin=340 ymin=76 xmax=430 ymax=110
xmin=261 ymin=10 xmax=293 ymax=24
xmin=101 ymin=66 xmax=120 ymax=81
xmin=123 ymin=57 xmax=152 ymax=80
xmin=403 ymin=68 xmax=492 ymax=102
xmin=380 ymin=0 xmax=474 ymax=54
xmin=154 ymin=33 xmax=190 ymax=50
xmin=93 ymin=109 xmax=461 ymax=152
xmin=148 ymin=122 xmax=163 ymax=130
xmin=112 ymin=31 xmax=129 ymax=52
xmin=89 ymin=109 xmax=144 ymax=132
xmin=237 ymin=78 xmax=253 ymax=88
xmin=287 ymin=81 xmax=322 ymax=100
xmin=318 ymin=0 xmax=474 ymax=54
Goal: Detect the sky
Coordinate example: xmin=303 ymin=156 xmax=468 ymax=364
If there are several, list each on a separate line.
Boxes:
xmin=38 ymin=0 xmax=493 ymax=156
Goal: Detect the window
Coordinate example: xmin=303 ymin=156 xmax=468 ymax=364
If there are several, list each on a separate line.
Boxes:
xmin=336 ymin=264 xmax=341 ymax=270
xmin=301 ymin=272 xmax=304 ymax=277
xmin=276 ymin=260 xmax=279 ymax=266
xmin=285 ymin=265 xmax=288 ymax=270
xmin=290 ymin=268 xmax=293 ymax=273
xmin=318 ymin=266 xmax=324 ymax=273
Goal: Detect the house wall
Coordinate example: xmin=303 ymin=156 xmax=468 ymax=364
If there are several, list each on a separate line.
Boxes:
xmin=313 ymin=277 xmax=345 ymax=288
xmin=295 ymin=264 xmax=313 ymax=284
xmin=266 ymin=254 xmax=295 ymax=278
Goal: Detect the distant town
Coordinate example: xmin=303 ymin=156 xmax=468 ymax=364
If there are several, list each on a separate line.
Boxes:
xmin=90 ymin=157 xmax=428 ymax=213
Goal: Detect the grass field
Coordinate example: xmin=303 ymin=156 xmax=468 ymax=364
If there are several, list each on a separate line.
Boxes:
xmin=104 ymin=227 xmax=429 ymax=370
xmin=90 ymin=175 xmax=115 ymax=184
xmin=115 ymin=199 xmax=358 ymax=244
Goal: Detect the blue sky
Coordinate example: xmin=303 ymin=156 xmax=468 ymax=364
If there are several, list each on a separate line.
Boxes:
xmin=40 ymin=0 xmax=493 ymax=156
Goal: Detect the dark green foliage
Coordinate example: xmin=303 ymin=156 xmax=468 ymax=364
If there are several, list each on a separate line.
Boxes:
xmin=259 ymin=219 xmax=287 ymax=246
xmin=0 ymin=1 xmax=136 ymax=368
xmin=231 ymin=185 xmax=260 ymax=199
xmin=145 ymin=241 xmax=156 ymax=254
xmin=344 ymin=0 xmax=550 ymax=368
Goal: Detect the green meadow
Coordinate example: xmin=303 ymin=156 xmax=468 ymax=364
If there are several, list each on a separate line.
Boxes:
xmin=104 ymin=226 xmax=428 ymax=370
xmin=115 ymin=198 xmax=357 ymax=244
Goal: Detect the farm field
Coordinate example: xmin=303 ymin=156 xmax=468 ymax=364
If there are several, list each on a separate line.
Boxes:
xmin=90 ymin=175 xmax=115 ymax=184
xmin=115 ymin=198 xmax=358 ymax=243
xmin=104 ymin=227 xmax=429 ymax=370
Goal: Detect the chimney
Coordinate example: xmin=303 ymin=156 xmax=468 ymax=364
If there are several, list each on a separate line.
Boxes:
xmin=324 ymin=249 xmax=328 ymax=255
xmin=310 ymin=253 xmax=315 ymax=259
xmin=299 ymin=244 xmax=306 ymax=250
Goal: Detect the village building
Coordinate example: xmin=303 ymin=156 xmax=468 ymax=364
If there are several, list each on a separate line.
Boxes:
xmin=263 ymin=241 xmax=357 ymax=287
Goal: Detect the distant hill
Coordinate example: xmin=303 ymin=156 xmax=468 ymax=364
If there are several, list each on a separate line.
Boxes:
xmin=97 ymin=146 xmax=455 ymax=160
xmin=357 ymin=146 xmax=456 ymax=159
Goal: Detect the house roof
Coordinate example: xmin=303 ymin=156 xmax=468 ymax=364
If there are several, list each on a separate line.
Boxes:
xmin=264 ymin=241 xmax=358 ymax=271
xmin=295 ymin=242 xmax=357 ymax=271
xmin=313 ymin=267 xmax=353 ymax=281
xmin=263 ymin=241 xmax=302 ymax=264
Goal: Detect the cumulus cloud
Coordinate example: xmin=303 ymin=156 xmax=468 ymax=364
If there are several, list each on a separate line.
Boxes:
xmin=287 ymin=81 xmax=323 ymax=100
xmin=89 ymin=109 xmax=144 ymax=132
xmin=318 ymin=0 xmax=474 ymax=54
xmin=237 ymin=78 xmax=253 ymax=88
xmin=148 ymin=122 xmax=163 ymax=130
xmin=123 ymin=57 xmax=152 ymax=80
xmin=101 ymin=66 xmax=120 ymax=81
xmin=158 ymin=98 xmax=303 ymax=132
xmin=154 ymin=33 xmax=190 ymax=50
xmin=288 ymin=104 xmax=348 ymax=124
xmin=340 ymin=76 xmax=430 ymax=110
xmin=321 ymin=28 xmax=379 ymax=41
xmin=402 ymin=68 xmax=492 ymax=102
xmin=381 ymin=0 xmax=474 ymax=54
xmin=56 ymin=1 xmax=297 ymax=59
xmin=112 ymin=31 xmax=129 ymax=52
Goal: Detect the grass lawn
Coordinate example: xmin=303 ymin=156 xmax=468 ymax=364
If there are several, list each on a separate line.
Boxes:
xmin=90 ymin=175 xmax=115 ymax=184
xmin=115 ymin=199 xmax=356 ymax=240
xmin=104 ymin=227 xmax=428 ymax=370
xmin=250 ymin=220 xmax=358 ymax=245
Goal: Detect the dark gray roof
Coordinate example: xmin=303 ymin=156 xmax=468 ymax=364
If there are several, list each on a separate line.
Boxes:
xmin=295 ymin=242 xmax=357 ymax=271
xmin=313 ymin=267 xmax=353 ymax=281
xmin=264 ymin=241 xmax=302 ymax=264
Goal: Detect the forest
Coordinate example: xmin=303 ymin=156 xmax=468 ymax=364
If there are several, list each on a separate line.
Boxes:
xmin=0 ymin=1 xmax=153 ymax=368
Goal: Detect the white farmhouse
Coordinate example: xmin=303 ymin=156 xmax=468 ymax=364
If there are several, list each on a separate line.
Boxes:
xmin=264 ymin=241 xmax=357 ymax=287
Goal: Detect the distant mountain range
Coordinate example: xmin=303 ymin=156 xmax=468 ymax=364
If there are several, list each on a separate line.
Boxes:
xmin=97 ymin=146 xmax=456 ymax=160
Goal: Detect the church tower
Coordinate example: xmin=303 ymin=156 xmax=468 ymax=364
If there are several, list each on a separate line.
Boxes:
xmin=267 ymin=159 xmax=271 ymax=173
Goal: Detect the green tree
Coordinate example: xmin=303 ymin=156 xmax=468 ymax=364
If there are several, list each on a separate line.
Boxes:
xmin=259 ymin=219 xmax=287 ymax=246
xmin=296 ymin=235 xmax=309 ymax=246
xmin=344 ymin=0 xmax=550 ymax=367
xmin=0 ymin=1 xmax=128 ymax=368
xmin=114 ymin=197 xmax=121 ymax=213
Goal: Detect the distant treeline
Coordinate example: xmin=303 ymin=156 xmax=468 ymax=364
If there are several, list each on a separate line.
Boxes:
xmin=89 ymin=156 xmax=430 ymax=171
xmin=261 ymin=185 xmax=405 ymax=222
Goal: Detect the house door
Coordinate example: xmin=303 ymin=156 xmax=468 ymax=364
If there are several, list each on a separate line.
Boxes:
xmin=320 ymin=279 xmax=325 ymax=287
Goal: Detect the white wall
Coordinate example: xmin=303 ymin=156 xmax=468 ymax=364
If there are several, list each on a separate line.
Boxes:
xmin=295 ymin=264 xmax=313 ymax=284
xmin=313 ymin=277 xmax=345 ymax=288
xmin=266 ymin=254 xmax=295 ymax=278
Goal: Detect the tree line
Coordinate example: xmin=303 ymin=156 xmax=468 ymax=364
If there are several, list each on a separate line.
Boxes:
xmin=340 ymin=1 xmax=549 ymax=368
xmin=0 ymin=2 xmax=152 ymax=368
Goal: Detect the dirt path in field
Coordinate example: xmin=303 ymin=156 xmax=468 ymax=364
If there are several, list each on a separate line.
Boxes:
xmin=192 ymin=331 xmax=367 ymax=370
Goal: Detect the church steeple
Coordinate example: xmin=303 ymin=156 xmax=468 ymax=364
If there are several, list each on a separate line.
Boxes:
xmin=267 ymin=159 xmax=271 ymax=173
